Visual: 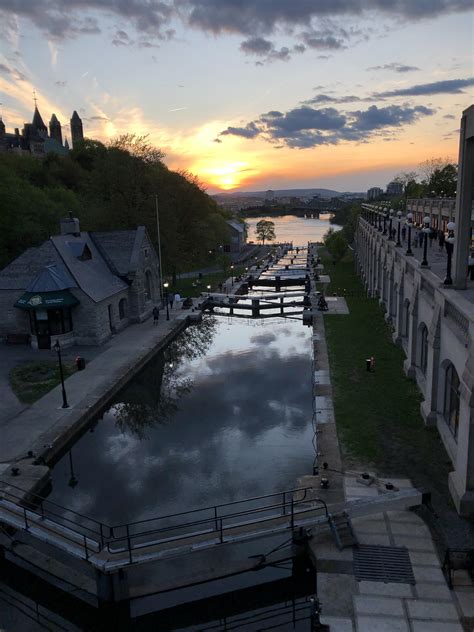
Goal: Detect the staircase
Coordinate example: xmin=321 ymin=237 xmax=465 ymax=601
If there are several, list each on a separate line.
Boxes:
xmin=328 ymin=512 xmax=359 ymax=550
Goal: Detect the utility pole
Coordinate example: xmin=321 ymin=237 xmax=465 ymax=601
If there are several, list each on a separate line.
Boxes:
xmin=155 ymin=194 xmax=164 ymax=301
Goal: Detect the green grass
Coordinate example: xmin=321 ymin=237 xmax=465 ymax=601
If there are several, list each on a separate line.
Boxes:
xmin=10 ymin=361 xmax=76 ymax=404
xmin=171 ymin=266 xmax=245 ymax=296
xmin=320 ymin=249 xmax=452 ymax=489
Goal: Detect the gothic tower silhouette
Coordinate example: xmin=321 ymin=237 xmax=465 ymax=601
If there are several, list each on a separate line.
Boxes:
xmin=70 ymin=111 xmax=84 ymax=147
xmin=49 ymin=113 xmax=62 ymax=145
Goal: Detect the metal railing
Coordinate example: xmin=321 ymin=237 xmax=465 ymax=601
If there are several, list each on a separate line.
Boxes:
xmin=0 ymin=482 xmax=328 ymax=565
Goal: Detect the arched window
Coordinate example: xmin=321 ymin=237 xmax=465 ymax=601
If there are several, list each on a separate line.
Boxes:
xmin=404 ymin=301 xmax=410 ymax=338
xmin=419 ymin=324 xmax=428 ymax=374
xmin=444 ymin=363 xmax=460 ymax=438
xmin=145 ymin=271 xmax=153 ymax=302
xmin=119 ymin=298 xmax=128 ymax=320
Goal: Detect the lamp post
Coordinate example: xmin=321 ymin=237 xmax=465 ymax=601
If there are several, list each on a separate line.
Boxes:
xmin=444 ymin=221 xmax=455 ymax=285
xmin=163 ymin=281 xmax=170 ymax=320
xmin=388 ymin=209 xmax=394 ymax=240
xmin=377 ymin=208 xmax=382 ymax=232
xmin=207 ymin=284 xmax=211 ymax=293
xmin=68 ymin=450 xmax=78 ymax=488
xmin=396 ymin=210 xmax=403 ymax=247
xmin=383 ymin=208 xmax=387 ymax=235
xmin=230 ymin=264 xmax=234 ymax=285
xmin=406 ymin=213 xmax=413 ymax=256
xmin=53 ymin=340 xmax=69 ymax=409
xmin=421 ymin=216 xmax=431 ymax=267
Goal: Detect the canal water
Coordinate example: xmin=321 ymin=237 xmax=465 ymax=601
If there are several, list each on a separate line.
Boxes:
xmin=245 ymin=214 xmax=339 ymax=246
xmin=48 ymin=314 xmax=315 ymax=526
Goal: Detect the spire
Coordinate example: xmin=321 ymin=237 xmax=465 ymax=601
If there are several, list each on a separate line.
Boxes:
xmin=32 ymin=105 xmax=47 ymax=133
xmin=49 ymin=113 xmax=62 ymax=144
xmin=70 ymin=110 xmax=84 ymax=148
xmin=64 ymin=137 xmax=69 ymax=150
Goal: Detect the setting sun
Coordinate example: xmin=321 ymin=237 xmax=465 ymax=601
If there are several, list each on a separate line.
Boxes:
xmin=196 ymin=161 xmax=257 ymax=191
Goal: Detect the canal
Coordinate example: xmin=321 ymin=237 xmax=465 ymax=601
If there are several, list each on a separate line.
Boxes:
xmin=48 ymin=311 xmax=315 ymax=527
xmin=245 ymin=214 xmax=339 ymax=246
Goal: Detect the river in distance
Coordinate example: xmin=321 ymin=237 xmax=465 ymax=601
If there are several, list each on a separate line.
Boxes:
xmin=245 ymin=214 xmax=341 ymax=246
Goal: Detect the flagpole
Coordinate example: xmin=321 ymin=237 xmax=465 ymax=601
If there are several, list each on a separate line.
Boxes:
xmin=155 ymin=194 xmax=164 ymax=301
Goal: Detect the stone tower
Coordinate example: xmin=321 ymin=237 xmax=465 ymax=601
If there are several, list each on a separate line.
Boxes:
xmin=32 ymin=106 xmax=48 ymax=138
xmin=49 ymin=113 xmax=62 ymax=145
xmin=70 ymin=110 xmax=84 ymax=147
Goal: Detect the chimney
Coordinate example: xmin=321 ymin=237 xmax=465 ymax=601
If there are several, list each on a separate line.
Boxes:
xmin=60 ymin=213 xmax=81 ymax=237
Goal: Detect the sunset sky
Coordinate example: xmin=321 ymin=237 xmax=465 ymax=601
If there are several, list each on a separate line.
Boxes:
xmin=0 ymin=1 xmax=472 ymax=193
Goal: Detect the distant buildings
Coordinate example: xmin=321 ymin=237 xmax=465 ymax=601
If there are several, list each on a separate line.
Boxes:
xmin=367 ymin=187 xmax=383 ymax=200
xmin=225 ymin=220 xmax=246 ymax=252
xmin=386 ymin=181 xmax=403 ymax=197
xmin=0 ymin=105 xmax=84 ymax=157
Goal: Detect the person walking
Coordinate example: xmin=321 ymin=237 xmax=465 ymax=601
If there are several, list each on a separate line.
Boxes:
xmin=169 ymin=294 xmax=174 ymax=309
xmin=438 ymin=229 xmax=445 ymax=251
xmin=174 ymin=292 xmax=181 ymax=309
xmin=152 ymin=306 xmax=159 ymax=325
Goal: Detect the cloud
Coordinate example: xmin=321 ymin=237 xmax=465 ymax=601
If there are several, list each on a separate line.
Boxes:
xmin=0 ymin=62 xmax=27 ymax=81
xmin=182 ymin=0 xmax=472 ymax=35
xmin=219 ymin=102 xmax=434 ymax=149
xmin=1 ymin=0 xmax=470 ymax=56
xmin=374 ymin=77 xmax=474 ymax=97
xmin=240 ymin=36 xmax=272 ymax=55
xmin=304 ymin=94 xmax=363 ymax=105
xmin=220 ymin=121 xmax=261 ymax=138
xmin=367 ymin=62 xmax=420 ymax=73
xmin=443 ymin=114 xmax=456 ymax=119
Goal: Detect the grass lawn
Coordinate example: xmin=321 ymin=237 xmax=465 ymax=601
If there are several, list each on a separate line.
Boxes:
xmin=10 ymin=361 xmax=76 ymax=404
xmin=171 ymin=266 xmax=246 ymax=297
xmin=319 ymin=248 xmax=453 ymax=495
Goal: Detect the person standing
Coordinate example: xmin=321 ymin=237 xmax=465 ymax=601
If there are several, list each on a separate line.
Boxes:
xmin=152 ymin=306 xmax=159 ymax=325
xmin=174 ymin=292 xmax=181 ymax=309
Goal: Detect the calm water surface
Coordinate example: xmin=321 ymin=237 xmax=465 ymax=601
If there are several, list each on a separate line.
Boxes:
xmin=245 ymin=214 xmax=341 ymax=246
xmin=49 ymin=315 xmax=314 ymax=524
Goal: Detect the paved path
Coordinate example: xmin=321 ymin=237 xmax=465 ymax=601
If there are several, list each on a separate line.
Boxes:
xmin=0 ymin=308 xmax=193 ymax=470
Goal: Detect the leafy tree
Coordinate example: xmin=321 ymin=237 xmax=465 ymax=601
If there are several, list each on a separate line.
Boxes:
xmin=427 ymin=164 xmax=457 ymax=197
xmin=324 ymin=230 xmax=348 ymax=262
xmin=255 ymin=219 xmax=276 ymax=245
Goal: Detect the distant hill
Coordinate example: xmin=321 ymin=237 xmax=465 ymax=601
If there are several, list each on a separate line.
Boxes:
xmin=213 ymin=188 xmax=364 ymax=199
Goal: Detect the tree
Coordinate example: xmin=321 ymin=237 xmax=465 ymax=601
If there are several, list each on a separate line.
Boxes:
xmin=324 ymin=230 xmax=348 ymax=262
xmin=255 ymin=219 xmax=276 ymax=245
xmin=427 ymin=164 xmax=457 ymax=197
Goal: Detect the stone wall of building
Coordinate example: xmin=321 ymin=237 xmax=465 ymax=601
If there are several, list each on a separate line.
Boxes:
xmin=0 ymin=290 xmax=31 ymax=338
xmin=129 ymin=231 xmax=161 ymax=322
xmin=355 ymin=210 xmax=474 ymax=514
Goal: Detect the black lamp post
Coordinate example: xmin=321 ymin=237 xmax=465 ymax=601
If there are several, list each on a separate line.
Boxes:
xmin=383 ymin=208 xmax=387 ymax=235
xmin=388 ymin=209 xmax=394 ymax=240
xmin=378 ymin=208 xmax=382 ymax=232
xmin=230 ymin=264 xmax=234 ymax=285
xmin=444 ymin=221 xmax=455 ymax=285
xmin=396 ymin=210 xmax=403 ymax=247
xmin=406 ymin=213 xmax=413 ymax=256
xmin=421 ymin=216 xmax=431 ymax=267
xmin=53 ymin=340 xmax=69 ymax=409
xmin=163 ymin=281 xmax=170 ymax=320
xmin=68 ymin=450 xmax=78 ymax=488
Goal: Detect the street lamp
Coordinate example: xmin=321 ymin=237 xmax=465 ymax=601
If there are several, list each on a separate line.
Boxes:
xmin=68 ymin=450 xmax=78 ymax=488
xmin=163 ymin=281 xmax=170 ymax=320
xmin=406 ymin=213 xmax=414 ymax=256
xmin=207 ymin=284 xmax=211 ymax=292
xmin=377 ymin=208 xmax=382 ymax=232
xmin=396 ymin=210 xmax=403 ymax=247
xmin=383 ymin=208 xmax=388 ymax=235
xmin=53 ymin=340 xmax=69 ymax=409
xmin=444 ymin=221 xmax=455 ymax=285
xmin=388 ymin=209 xmax=394 ymax=240
xmin=230 ymin=264 xmax=234 ymax=285
xmin=421 ymin=216 xmax=431 ymax=267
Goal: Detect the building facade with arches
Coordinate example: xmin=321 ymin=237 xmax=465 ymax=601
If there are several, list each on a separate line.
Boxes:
xmin=354 ymin=105 xmax=474 ymax=514
xmin=0 ymin=217 xmax=160 ymax=349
